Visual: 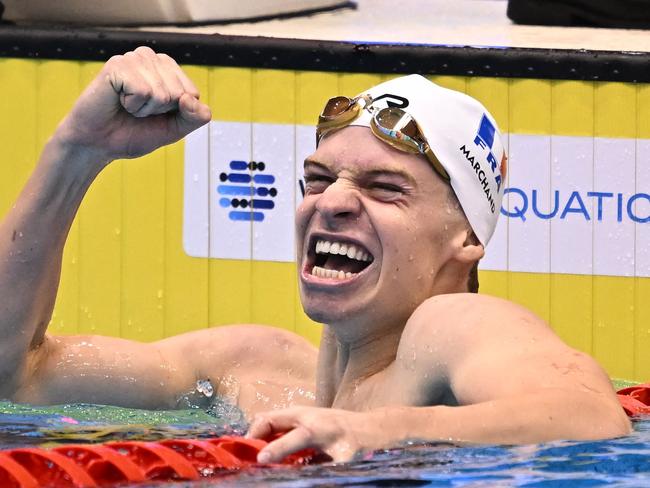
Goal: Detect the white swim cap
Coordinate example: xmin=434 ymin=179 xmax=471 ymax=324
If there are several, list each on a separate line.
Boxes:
xmin=350 ymin=74 xmax=507 ymax=246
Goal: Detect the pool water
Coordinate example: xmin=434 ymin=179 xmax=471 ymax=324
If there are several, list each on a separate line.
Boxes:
xmin=1 ymin=401 xmax=649 ymax=487
xmin=0 ymin=400 xmax=247 ymax=449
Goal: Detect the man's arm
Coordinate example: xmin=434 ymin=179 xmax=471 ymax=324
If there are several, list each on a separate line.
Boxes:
xmin=0 ymin=47 xmax=211 ymax=400
xmin=414 ymin=293 xmax=631 ymax=441
xmin=247 ymin=387 xmax=629 ymax=463
xmin=14 ymin=325 xmax=317 ymax=412
xmin=248 ymin=294 xmax=631 ymax=462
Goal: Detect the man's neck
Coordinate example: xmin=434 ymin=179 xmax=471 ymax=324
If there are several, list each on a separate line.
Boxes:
xmin=315 ymin=323 xmax=404 ymax=408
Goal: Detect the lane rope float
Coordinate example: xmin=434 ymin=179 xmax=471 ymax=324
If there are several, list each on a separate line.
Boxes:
xmin=0 ymin=435 xmax=320 ymax=487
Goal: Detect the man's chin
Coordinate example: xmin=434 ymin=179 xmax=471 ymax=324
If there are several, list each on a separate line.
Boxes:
xmin=303 ymin=305 xmax=343 ymax=325
xmin=301 ymin=298 xmax=366 ymax=326
xmin=298 ymin=274 xmax=380 ymax=325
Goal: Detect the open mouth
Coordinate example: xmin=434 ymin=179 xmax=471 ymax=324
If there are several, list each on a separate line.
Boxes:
xmin=308 ymin=238 xmax=374 ymax=280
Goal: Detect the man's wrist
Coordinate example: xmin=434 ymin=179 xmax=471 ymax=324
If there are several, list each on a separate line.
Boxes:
xmin=369 ymin=405 xmax=448 ymax=447
xmin=367 ymin=406 xmax=426 ymax=447
xmin=46 ymin=129 xmax=112 ymax=173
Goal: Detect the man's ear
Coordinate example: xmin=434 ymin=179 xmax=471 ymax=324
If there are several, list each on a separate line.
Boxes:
xmin=454 ymin=230 xmax=485 ymax=264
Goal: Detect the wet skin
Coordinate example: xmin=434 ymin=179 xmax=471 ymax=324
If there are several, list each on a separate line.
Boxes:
xmin=246 ymin=132 xmax=631 ymax=460
xmin=296 ymin=126 xmax=483 ymax=407
xmin=297 ymin=126 xmax=479 ymax=341
xmin=0 ymin=47 xmax=317 ymax=419
xmin=0 ymin=47 xmax=631 ymax=464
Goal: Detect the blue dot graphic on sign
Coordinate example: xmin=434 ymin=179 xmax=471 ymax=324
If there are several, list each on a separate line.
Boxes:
xmin=217 ymin=160 xmax=278 ymax=222
xmin=253 ymin=174 xmax=275 ymax=184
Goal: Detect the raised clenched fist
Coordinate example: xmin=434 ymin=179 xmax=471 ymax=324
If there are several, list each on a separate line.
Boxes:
xmin=55 ymin=46 xmax=212 ymax=163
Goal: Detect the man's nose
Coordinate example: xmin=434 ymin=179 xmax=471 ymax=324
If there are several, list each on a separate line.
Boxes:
xmin=314 ymin=179 xmax=362 ymax=224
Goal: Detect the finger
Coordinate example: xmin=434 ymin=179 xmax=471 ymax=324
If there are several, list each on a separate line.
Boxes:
xmin=173 ymin=93 xmax=211 ymax=137
xmin=156 ymin=53 xmax=200 ymax=99
xmin=247 ymin=416 xmax=275 ymax=441
xmin=247 ymin=408 xmax=307 ymax=440
xmin=257 ymin=426 xmax=316 ymax=464
xmin=129 ymin=48 xmax=174 ymax=117
xmin=147 ymin=52 xmax=188 ymax=113
xmin=107 ymin=56 xmax=153 ymax=116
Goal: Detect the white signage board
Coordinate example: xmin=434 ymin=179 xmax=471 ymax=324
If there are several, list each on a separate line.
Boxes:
xmin=184 ymin=121 xmax=650 ymax=277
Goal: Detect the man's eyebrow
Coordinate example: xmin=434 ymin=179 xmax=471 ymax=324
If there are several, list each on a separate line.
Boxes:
xmin=363 ymin=168 xmax=417 ymax=186
xmin=303 ymin=158 xmax=331 ymax=172
xmin=303 ymin=158 xmax=417 ymax=185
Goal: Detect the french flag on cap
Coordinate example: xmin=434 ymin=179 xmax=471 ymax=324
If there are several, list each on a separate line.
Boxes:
xmin=474 ymin=114 xmax=506 ymax=192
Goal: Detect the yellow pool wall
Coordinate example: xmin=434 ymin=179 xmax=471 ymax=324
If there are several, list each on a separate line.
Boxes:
xmin=0 ymin=59 xmax=649 ymax=381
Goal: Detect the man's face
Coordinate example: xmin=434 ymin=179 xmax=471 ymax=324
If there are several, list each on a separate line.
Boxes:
xmin=296 ymin=126 xmax=472 ymax=336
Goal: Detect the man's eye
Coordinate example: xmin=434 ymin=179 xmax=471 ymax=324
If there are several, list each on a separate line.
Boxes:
xmin=369 ymin=182 xmax=404 ymax=195
xmin=373 ymin=183 xmax=402 ymax=192
xmin=304 ymin=175 xmax=333 ymax=194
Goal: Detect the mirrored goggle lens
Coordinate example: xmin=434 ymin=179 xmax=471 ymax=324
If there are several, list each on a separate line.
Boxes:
xmin=321 ymin=96 xmax=356 ymax=118
xmin=374 ymin=108 xmax=420 ymax=138
xmin=372 ymin=107 xmax=450 ymax=181
xmin=374 ymin=108 xmax=425 ymax=150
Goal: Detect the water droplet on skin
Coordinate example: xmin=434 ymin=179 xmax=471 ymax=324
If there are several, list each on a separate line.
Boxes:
xmin=196 ymin=378 xmax=214 ymax=397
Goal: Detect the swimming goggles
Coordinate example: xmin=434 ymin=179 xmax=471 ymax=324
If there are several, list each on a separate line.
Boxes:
xmin=316 ymin=94 xmax=450 ymax=180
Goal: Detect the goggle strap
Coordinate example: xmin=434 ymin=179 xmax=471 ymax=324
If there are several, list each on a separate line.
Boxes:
xmin=423 ymin=145 xmax=450 ymax=180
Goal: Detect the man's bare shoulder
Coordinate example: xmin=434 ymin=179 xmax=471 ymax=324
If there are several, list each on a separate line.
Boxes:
xmin=401 ymin=293 xmax=551 ymax=345
xmin=396 ymin=293 xmax=618 ymax=409
xmin=393 ymin=293 xmax=544 ymax=380
xmin=157 ymin=324 xmax=319 ymax=381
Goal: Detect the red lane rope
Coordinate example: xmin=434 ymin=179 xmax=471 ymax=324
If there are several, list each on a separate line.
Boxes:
xmin=618 ymin=383 xmax=650 ymax=416
xmin=1 ymin=387 xmax=643 ymax=488
xmin=0 ymin=435 xmax=317 ymax=487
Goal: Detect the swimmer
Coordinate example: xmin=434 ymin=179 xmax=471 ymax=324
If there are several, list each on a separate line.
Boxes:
xmin=0 ymin=47 xmax=630 ymax=462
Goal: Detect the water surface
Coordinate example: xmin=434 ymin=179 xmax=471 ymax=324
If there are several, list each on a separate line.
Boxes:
xmin=0 ymin=400 xmax=648 ymax=486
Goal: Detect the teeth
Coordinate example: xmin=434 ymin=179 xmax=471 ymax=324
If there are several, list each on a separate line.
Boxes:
xmin=347 ymin=246 xmax=357 ymax=259
xmin=311 ymin=266 xmax=357 ymax=280
xmin=314 ymin=239 xmax=373 ymax=262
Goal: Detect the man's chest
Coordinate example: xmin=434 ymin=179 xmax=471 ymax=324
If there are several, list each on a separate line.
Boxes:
xmin=331 ymin=363 xmax=455 ymax=411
